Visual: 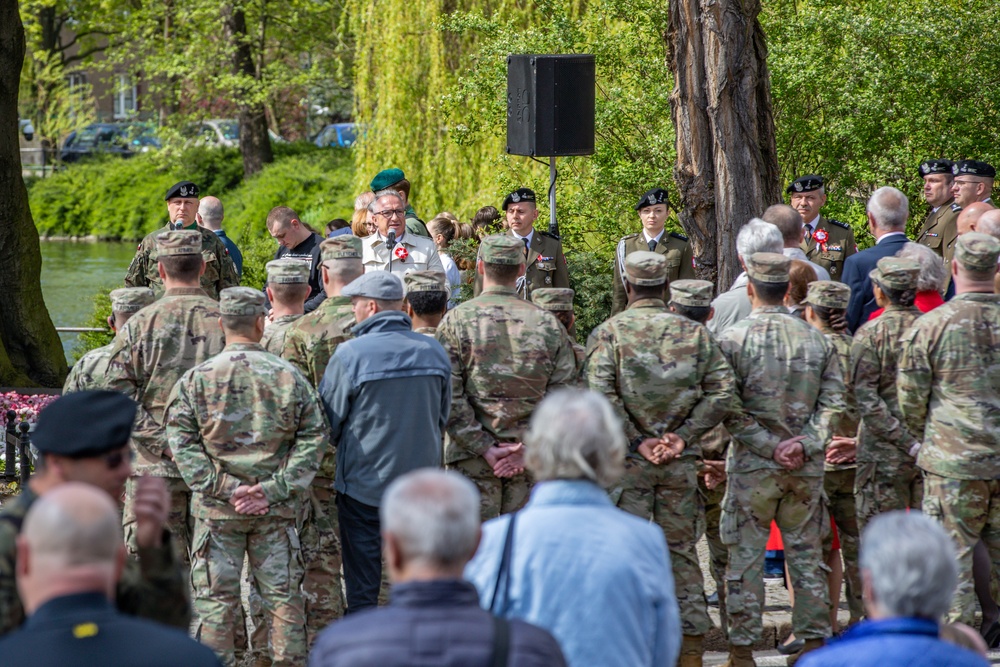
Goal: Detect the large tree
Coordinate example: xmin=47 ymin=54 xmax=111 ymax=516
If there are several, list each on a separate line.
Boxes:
xmin=0 ymin=0 xmax=68 ymax=387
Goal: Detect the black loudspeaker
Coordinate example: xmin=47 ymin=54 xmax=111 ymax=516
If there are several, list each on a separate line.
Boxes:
xmin=507 ymin=54 xmax=595 ymax=157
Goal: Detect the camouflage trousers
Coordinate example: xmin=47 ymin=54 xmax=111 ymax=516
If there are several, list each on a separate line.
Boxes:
xmin=448 ymin=456 xmax=531 ymax=520
xmin=824 ymin=468 xmax=863 ymax=623
xmin=190 ymin=516 xmax=306 ymax=667
xmin=923 ymin=473 xmax=1000 ymax=625
xmin=722 ymin=469 xmax=830 ymax=646
xmin=854 ymin=459 xmax=923 ymax=531
xmin=617 ymin=456 xmax=710 ymax=636
xmin=300 ymin=483 xmax=345 ymax=645
xmin=700 ymin=475 xmax=728 ymax=638
xmin=124 ymin=475 xmax=192 ymax=566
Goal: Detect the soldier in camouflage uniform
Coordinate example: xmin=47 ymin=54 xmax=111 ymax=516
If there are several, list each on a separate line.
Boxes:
xmin=531 ymin=288 xmax=585 ymax=381
xmin=167 ymin=288 xmax=327 ymax=667
xmin=436 ymin=235 xmax=577 ymax=519
xmin=403 ymin=270 xmax=449 ymax=336
xmin=124 ymin=181 xmax=240 ymax=300
xmin=106 ymin=230 xmax=227 ymax=564
xmin=63 ymin=288 xmax=155 ymax=393
xmin=850 ymin=258 xmax=924 ymax=530
xmin=716 ymin=253 xmax=845 ymax=667
xmin=898 ymin=233 xmax=1000 ymax=626
xmin=585 ymin=255 xmax=737 ymax=667
xmin=0 ymin=391 xmax=189 ymax=636
xmin=788 ymin=175 xmax=857 ymax=281
xmin=260 ymin=259 xmax=310 ymax=354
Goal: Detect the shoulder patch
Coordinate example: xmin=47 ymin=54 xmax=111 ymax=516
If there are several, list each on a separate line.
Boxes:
xmin=539 ymin=230 xmax=561 ymax=241
xmin=951 ymin=203 xmax=962 ymax=212
xmin=827 ymin=218 xmax=851 ymax=230
xmin=622 ymin=232 xmax=641 ymax=241
xmin=669 ymin=231 xmax=689 ymax=242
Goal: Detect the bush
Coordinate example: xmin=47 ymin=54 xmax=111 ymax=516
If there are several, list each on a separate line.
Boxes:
xmin=71 ymin=288 xmax=114 ymax=362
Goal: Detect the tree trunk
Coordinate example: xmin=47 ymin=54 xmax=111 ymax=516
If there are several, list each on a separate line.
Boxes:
xmin=668 ymin=0 xmax=781 ymax=290
xmin=223 ymin=5 xmax=273 ymax=177
xmin=0 ymin=1 xmax=69 ymax=387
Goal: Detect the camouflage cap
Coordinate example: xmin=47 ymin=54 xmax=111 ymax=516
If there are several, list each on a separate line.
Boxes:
xmin=869 ymin=257 xmax=921 ymax=291
xmin=266 ymin=258 xmax=310 ymax=284
xmin=155 ymin=229 xmax=202 ymax=255
xmin=404 ymin=270 xmax=449 ymax=294
xmin=219 ymin=286 xmax=266 ymax=316
xmin=954 ymin=232 xmax=1000 ymax=272
xmin=804 ymin=280 xmax=851 ymax=309
xmin=531 ymin=288 xmax=575 ymax=311
xmin=625 ymin=251 xmax=667 ymax=286
xmin=745 ymin=252 xmax=790 ymax=283
xmin=479 ymin=235 xmax=525 ymax=265
xmin=320 ymin=235 xmax=363 ymax=261
xmin=669 ymin=279 xmax=713 ymax=307
xmin=109 ymin=287 xmax=156 ymax=313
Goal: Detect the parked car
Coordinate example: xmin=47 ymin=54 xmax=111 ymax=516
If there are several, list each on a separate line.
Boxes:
xmin=313 ymin=123 xmax=358 ymax=148
xmin=60 ymin=123 xmax=160 ymax=163
xmin=19 ymin=119 xmax=34 ymax=141
xmin=183 ymin=119 xmax=284 ymax=148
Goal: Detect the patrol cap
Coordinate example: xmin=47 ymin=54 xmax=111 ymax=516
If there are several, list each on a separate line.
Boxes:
xmin=156 ymin=229 xmax=201 ymax=255
xmin=266 ymin=258 xmax=310 ymax=284
xmin=918 ymin=159 xmax=954 ymax=178
xmin=342 ymin=271 xmax=405 ymax=300
xmin=502 ymin=188 xmax=536 ymax=211
xmin=320 ymin=235 xmax=363 ymax=261
xmin=479 ymin=235 xmax=525 ymax=265
xmin=624 ymin=251 xmax=667 ymax=286
xmin=219 ymin=287 xmax=266 ymax=316
xmin=745 ymin=252 xmax=791 ymax=283
xmin=165 ymin=180 xmax=199 ymax=200
xmin=953 ymin=160 xmax=997 ymax=179
xmin=404 ymin=270 xmax=449 ymax=294
xmin=669 ymin=279 xmax=713 ymax=307
xmin=786 ymin=175 xmax=824 ymax=194
xmin=635 ymin=188 xmax=669 ymax=211
xmin=869 ymin=257 xmax=920 ymax=291
xmin=954 ymin=232 xmax=1000 ymax=272
xmin=531 ymin=288 xmax=575 ymax=311
xmin=33 ymin=390 xmax=137 ymax=458
xmin=804 ymin=281 xmax=851 ymax=309
xmin=370 ymin=168 xmax=406 ymax=192
xmin=109 ymin=287 xmax=155 ymax=313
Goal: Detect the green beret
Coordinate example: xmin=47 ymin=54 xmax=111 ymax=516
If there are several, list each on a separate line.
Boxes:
xmin=480 ymin=235 xmax=525 ymax=265
xmin=370 ymin=168 xmax=405 ymax=192
xmin=625 ymin=251 xmax=667 ymax=286
xmin=531 ymin=288 xmax=575 ymax=311
xmin=404 ymin=270 xmax=449 ymax=294
xmin=109 ymin=287 xmax=155 ymax=313
xmin=745 ymin=252 xmax=790 ymax=283
xmin=156 ymin=229 xmax=201 ymax=256
xmin=220 ymin=287 xmax=266 ymax=316
xmin=320 ymin=235 xmax=363 ymax=261
xmin=804 ymin=281 xmax=851 ymax=309
xmin=954 ymin=232 xmax=1000 ymax=272
xmin=266 ymin=258 xmax=310 ymax=284
xmin=670 ymin=279 xmax=713 ymax=307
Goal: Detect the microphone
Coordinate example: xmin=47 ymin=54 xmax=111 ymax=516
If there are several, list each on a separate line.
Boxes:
xmin=385 ymin=230 xmax=396 ymax=251
xmin=172 ymin=219 xmax=185 ymax=230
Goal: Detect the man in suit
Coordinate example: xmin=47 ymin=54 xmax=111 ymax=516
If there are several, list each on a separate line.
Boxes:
xmin=789 ymin=175 xmax=857 ymax=280
xmin=843 ymin=187 xmax=911 ymax=331
xmin=0 ymin=483 xmax=221 ymax=667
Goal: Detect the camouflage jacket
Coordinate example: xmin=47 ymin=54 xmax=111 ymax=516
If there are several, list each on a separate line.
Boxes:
xmin=585 ymin=298 xmax=737 ymax=458
xmin=167 ymin=343 xmax=328 ymax=520
xmin=435 ymin=285 xmax=577 ymax=463
xmin=124 ymin=224 xmax=240 ymax=300
xmin=105 ymin=288 xmax=226 ymax=477
xmin=260 ymin=314 xmax=302 ymax=355
xmin=0 ymin=485 xmax=190 ymax=636
xmin=850 ymin=305 xmax=921 ymax=468
xmin=717 ymin=306 xmax=846 ymax=477
xmin=281 ymin=296 xmax=355 ymax=390
xmin=62 ymin=343 xmax=114 ymax=393
xmin=823 ymin=330 xmax=860 ymax=472
xmin=898 ymin=293 xmax=1000 ymax=480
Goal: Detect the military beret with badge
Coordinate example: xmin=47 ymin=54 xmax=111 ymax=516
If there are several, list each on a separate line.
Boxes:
xmin=786 ymin=175 xmax=824 ymax=194
xmin=165 ymin=180 xmax=199 ymax=200
xmin=33 ymin=390 xmax=137 ymax=458
xmin=502 ymin=188 xmax=537 ymax=211
xmin=918 ymin=159 xmax=954 ymax=178
xmin=635 ymin=188 xmax=669 ymax=211
xmin=953 ymin=160 xmax=996 ymax=179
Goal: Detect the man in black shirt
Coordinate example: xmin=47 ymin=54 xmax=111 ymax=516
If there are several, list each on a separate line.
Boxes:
xmin=265 ymin=206 xmax=326 ymax=313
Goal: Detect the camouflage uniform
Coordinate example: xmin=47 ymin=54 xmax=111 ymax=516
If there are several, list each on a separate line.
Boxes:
xmin=281 ymin=297 xmax=355 ymax=389
xmin=261 ymin=314 xmax=302 ymax=355
xmin=699 ymin=425 xmax=730 ymax=635
xmin=531 ymin=287 xmax=585 ymax=384
xmin=62 ymin=343 xmax=114 ymax=392
xmin=125 ymin=224 xmax=239 ymax=300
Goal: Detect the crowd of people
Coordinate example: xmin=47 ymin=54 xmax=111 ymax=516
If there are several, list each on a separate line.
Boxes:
xmin=0 ymin=158 xmax=998 ymax=667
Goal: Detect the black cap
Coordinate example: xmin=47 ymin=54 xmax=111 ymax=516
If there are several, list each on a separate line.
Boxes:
xmin=635 ymin=188 xmax=669 ymax=211
xmin=165 ymin=181 xmax=199 ymax=201
xmin=953 ymin=160 xmax=996 ymax=179
xmin=918 ymin=159 xmax=954 ymax=178
xmin=786 ymin=175 xmax=824 ymax=194
xmin=33 ymin=391 xmax=137 ymax=458
xmin=502 ymin=188 xmax=536 ymax=211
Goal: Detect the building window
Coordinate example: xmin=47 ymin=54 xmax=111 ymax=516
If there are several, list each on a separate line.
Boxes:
xmin=113 ymin=74 xmax=137 ymax=119
xmin=67 ymin=72 xmax=87 ymax=90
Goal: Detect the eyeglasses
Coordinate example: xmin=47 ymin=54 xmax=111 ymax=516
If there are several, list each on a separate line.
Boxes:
xmin=953 ymin=180 xmax=979 ymax=187
xmin=103 ymin=448 xmax=135 ymax=470
xmin=374 ymin=209 xmax=406 ymax=219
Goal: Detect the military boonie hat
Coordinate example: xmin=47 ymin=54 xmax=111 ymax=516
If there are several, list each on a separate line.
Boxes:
xmin=370 ymin=168 xmax=406 ymax=192
xmin=786 ymin=175 xmax=824 ymax=194
xmin=670 ymin=279 xmax=713 ymax=308
xmin=919 ymin=159 xmax=954 ymax=178
xmin=804 ymin=281 xmax=851 ymax=309
xmin=156 ymin=229 xmax=201 ymax=255
xmin=33 ymin=390 xmax=137 ymax=458
xmin=745 ymin=252 xmax=791 ymax=283
xmin=953 ymin=160 xmax=997 ymax=179
xmin=404 ymin=270 xmax=449 ymax=294
xmin=869 ymin=257 xmax=920 ymax=291
xmin=266 ymin=258 xmax=310 ymax=284
xmin=109 ymin=287 xmax=155 ymax=313
xmin=531 ymin=288 xmax=575 ymax=311
xmin=220 ymin=287 xmax=266 ymax=316
xmin=165 ymin=180 xmax=199 ymax=200
xmin=320 ymin=235 xmax=363 ymax=261
xmin=502 ymin=188 xmax=536 ymax=211
xmin=625 ymin=251 xmax=667 ymax=286
xmin=635 ymin=188 xmax=669 ymax=211
xmin=342 ymin=271 xmax=405 ymax=300
xmin=954 ymin=232 xmax=1000 ymax=272
xmin=479 ymin=235 xmax=525 ymax=265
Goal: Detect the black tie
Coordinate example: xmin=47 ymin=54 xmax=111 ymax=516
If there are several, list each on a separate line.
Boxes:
xmin=523 ymin=237 xmax=530 ymax=257
xmin=648 ymin=239 xmax=657 ymax=252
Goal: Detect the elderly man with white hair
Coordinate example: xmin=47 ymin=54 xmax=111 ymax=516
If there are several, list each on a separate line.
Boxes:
xmin=708 ymin=218 xmax=784 ymax=334
xmin=465 ymin=389 xmax=681 ymax=667
xmin=361 ymin=189 xmax=444 ymax=276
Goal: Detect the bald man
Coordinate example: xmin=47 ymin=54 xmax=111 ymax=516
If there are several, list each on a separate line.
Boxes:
xmin=198 ymin=196 xmax=243 ymax=277
xmin=976 ymin=210 xmax=1000 ymax=294
xmin=0 ymin=484 xmax=220 ymax=667
xmin=957 ymin=202 xmax=997 ymax=236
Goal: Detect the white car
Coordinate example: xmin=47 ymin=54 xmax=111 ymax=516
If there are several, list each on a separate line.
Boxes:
xmin=184 ymin=119 xmax=283 ymax=147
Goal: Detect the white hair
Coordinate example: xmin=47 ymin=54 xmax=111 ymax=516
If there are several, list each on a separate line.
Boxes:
xmin=867 ymin=186 xmax=909 ymax=231
xmin=861 ymin=511 xmax=957 ymax=619
xmin=368 ymin=189 xmax=405 ymax=213
xmin=736 ymin=218 xmax=783 ymax=260
xmin=896 ymin=242 xmax=946 ymax=293
xmin=524 ymin=389 xmax=625 ymax=487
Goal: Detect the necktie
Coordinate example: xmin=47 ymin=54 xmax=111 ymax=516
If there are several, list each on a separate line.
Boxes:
xmin=804 ymin=226 xmax=812 ymax=242
xmin=523 ymin=237 xmax=530 ymax=257
xmin=648 ymin=239 xmax=657 ymax=251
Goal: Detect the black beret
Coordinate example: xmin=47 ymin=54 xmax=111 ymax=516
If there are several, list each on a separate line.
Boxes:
xmin=165 ymin=181 xmax=199 ymax=201
xmin=786 ymin=175 xmax=824 ymax=194
xmin=918 ymin=159 xmax=953 ymax=178
xmin=953 ymin=160 xmax=996 ymax=179
xmin=33 ymin=391 xmax=137 ymax=458
xmin=502 ymin=188 xmax=536 ymax=211
xmin=635 ymin=188 xmax=669 ymax=211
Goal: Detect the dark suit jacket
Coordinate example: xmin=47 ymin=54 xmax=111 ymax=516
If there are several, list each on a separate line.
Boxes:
xmin=0 ymin=592 xmax=222 ymax=667
xmin=843 ymin=232 xmax=910 ymax=331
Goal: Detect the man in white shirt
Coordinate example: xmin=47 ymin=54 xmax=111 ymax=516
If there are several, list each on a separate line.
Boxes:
xmin=362 ymin=189 xmax=445 ymax=277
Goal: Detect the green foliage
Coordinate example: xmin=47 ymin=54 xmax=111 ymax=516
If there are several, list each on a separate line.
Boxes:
xmin=71 ymin=288 xmax=113 ymax=362
xmin=18 ymin=51 xmax=97 ymax=157
xmin=566 ymin=251 xmax=613 ymax=344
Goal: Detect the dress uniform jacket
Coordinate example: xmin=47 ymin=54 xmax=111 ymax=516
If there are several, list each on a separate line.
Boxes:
xmin=915 ymin=201 xmax=960 ymax=292
xmin=473 ymin=230 xmax=570 ymax=299
xmin=800 ymin=217 xmax=857 ymax=281
xmin=611 ymin=232 xmax=695 ymax=315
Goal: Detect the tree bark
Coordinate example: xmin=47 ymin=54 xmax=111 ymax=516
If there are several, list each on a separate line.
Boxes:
xmin=668 ymin=0 xmax=781 ymax=290
xmin=223 ymin=5 xmax=273 ymax=177
xmin=0 ymin=0 xmax=69 ymax=387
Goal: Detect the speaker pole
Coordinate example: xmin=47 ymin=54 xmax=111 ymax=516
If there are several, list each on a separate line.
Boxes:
xmin=548 ymin=157 xmax=558 ymax=237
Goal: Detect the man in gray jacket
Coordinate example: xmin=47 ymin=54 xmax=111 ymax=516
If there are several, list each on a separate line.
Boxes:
xmin=319 ymin=271 xmax=452 ymax=614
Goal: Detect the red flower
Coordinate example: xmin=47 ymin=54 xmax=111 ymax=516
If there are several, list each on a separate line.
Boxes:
xmin=813 ymin=229 xmax=829 ymax=244
xmin=394 ymin=246 xmax=409 ymax=261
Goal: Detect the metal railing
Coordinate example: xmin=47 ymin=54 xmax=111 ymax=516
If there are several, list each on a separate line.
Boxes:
xmin=3 ymin=411 xmax=33 ymax=486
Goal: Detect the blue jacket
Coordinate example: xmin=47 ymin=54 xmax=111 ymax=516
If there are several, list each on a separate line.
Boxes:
xmin=309 ymin=579 xmax=567 ymax=667
xmin=799 ymin=617 xmax=989 ymax=667
xmin=213 ymin=229 xmax=243 ymax=277
xmin=319 ymin=310 xmax=451 ymax=507
xmin=464 ymin=480 xmax=681 ymax=667
xmin=843 ymin=232 xmax=909 ymax=331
